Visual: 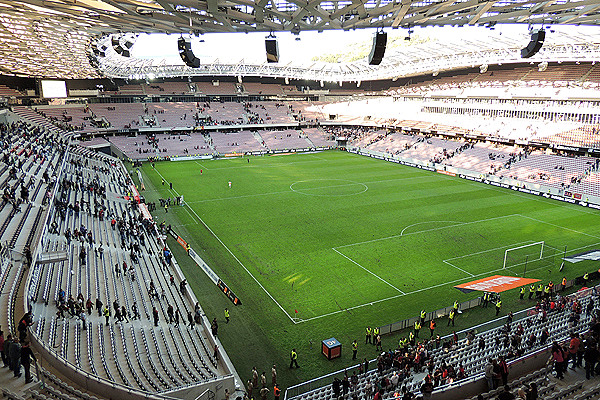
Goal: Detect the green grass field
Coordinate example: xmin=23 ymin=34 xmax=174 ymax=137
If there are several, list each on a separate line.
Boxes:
xmin=135 ymin=150 xmax=600 ymax=391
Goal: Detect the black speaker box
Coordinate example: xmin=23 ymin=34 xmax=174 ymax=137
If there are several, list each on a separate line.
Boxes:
xmin=368 ymin=32 xmax=387 ymax=65
xmin=521 ymin=30 xmax=545 ymax=59
xmin=178 ymin=37 xmax=201 ymax=68
xmin=265 ymin=38 xmax=279 ymax=63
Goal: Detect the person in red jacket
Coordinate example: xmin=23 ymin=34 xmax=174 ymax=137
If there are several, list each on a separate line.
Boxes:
xmin=569 ymin=332 xmax=581 ymax=369
xmin=498 ymin=356 xmax=509 ymax=386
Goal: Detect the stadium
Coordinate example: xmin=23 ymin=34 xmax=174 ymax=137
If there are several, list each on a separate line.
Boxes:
xmin=2 ymin=1 xmax=600 ymax=400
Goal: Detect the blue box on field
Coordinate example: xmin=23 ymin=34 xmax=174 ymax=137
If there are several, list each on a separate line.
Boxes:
xmin=322 ymin=337 xmax=341 ymax=360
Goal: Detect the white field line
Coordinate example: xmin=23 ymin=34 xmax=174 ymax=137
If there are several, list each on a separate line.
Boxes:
xmin=152 ymin=167 xmax=297 ymax=324
xmin=400 ymin=221 xmax=461 ymax=236
xmin=332 ymin=248 xmax=406 ymax=295
xmin=184 ymin=174 xmax=432 ymax=205
xmin=186 ymin=190 xmax=293 ymax=204
xmin=334 ymin=214 xmax=521 ymax=250
xmin=193 ymin=161 xmax=211 ymax=170
xmin=443 ymin=240 xmax=535 ymax=262
xmin=152 ymin=168 xmax=199 ymax=223
xmin=442 ymin=260 xmax=476 ymax=277
xmin=297 ymin=241 xmax=600 ymax=324
xmin=306 ymin=154 xmax=330 ymax=161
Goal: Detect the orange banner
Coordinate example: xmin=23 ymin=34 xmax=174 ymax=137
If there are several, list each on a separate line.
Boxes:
xmin=455 ymin=275 xmax=540 ymax=293
xmin=176 ymin=236 xmax=188 ymax=250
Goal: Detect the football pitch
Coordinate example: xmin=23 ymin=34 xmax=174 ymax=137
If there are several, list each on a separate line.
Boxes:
xmin=137 ymin=150 xmax=600 ymax=385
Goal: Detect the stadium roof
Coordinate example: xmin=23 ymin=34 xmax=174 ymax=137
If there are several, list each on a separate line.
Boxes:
xmin=5 ymin=0 xmax=600 ymax=36
xmin=97 ymin=28 xmax=600 ymax=82
xmin=2 ymin=0 xmax=600 ymax=79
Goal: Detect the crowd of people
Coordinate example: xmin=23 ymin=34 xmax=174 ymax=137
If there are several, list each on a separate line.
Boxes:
xmin=315 ymin=281 xmax=599 ymax=400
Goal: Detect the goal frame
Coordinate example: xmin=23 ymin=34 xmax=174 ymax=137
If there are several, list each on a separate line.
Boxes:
xmin=503 ymin=241 xmax=545 ymax=269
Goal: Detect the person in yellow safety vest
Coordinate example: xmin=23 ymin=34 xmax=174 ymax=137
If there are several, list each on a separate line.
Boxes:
xmin=453 ymin=300 xmax=459 ymax=312
xmin=584 ymin=272 xmax=589 ymax=285
xmin=420 ymin=310 xmax=426 ymax=324
xmin=186 ymin=243 xmax=191 ymax=253
xmin=529 ymin=284 xmax=536 ymax=299
xmin=561 ymin=277 xmax=567 ymax=291
xmin=519 ymin=286 xmax=526 ymax=300
xmin=365 ymin=326 xmax=372 ymax=344
xmin=544 ymin=285 xmax=550 ymax=299
xmin=429 ymin=319 xmax=436 ymax=337
xmin=103 ymin=306 xmax=110 ymax=326
xmin=447 ymin=309 xmax=455 ymax=326
xmin=224 ymin=308 xmax=230 ymax=323
xmin=536 ymin=284 xmax=543 ymax=298
xmin=408 ymin=331 xmax=415 ymax=345
xmin=414 ymin=321 xmax=421 ymax=338
xmin=372 ymin=327 xmax=379 ymax=345
xmin=289 ymin=349 xmax=299 ymax=368
xmin=351 ymin=340 xmax=358 ymax=360
xmin=398 ymin=337 xmax=407 ymax=349
xmin=495 ymin=299 xmax=502 ymax=316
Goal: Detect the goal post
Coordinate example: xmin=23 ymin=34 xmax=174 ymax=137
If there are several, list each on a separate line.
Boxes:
xmin=503 ymin=241 xmax=545 ymax=270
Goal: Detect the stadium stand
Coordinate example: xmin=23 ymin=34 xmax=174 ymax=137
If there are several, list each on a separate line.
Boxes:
xmin=0 ymin=85 xmax=23 ymax=97
xmin=108 ymin=133 xmax=212 ymax=158
xmin=242 ymin=83 xmax=283 ymax=96
xmin=87 ymin=103 xmax=146 ymax=129
xmin=0 ymin=114 xmax=236 ymax=400
xmin=23 ymin=144 xmax=234 ymax=396
xmin=106 ymin=85 xmax=145 ymax=96
xmin=143 ymin=82 xmax=195 ymax=96
xmin=301 ymin=128 xmax=336 ymax=148
xmin=287 ymin=288 xmax=598 ymax=400
xmin=201 ymin=102 xmax=247 ymax=125
xmin=208 ymin=130 xmax=264 ymax=154
xmin=146 ymin=102 xmax=198 ymax=128
xmin=246 ymin=102 xmax=295 ymax=124
xmin=195 ymin=82 xmax=239 ymax=96
xmin=258 ymin=129 xmax=312 ymax=151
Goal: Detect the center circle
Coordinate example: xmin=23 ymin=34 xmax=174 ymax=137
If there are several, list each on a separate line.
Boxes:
xmin=289 ymin=179 xmax=368 ymax=197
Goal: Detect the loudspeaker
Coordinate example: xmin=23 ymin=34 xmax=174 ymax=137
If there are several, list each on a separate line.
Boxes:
xmin=368 ymin=32 xmax=387 ymax=65
xmin=111 ymin=37 xmax=130 ymax=57
xmin=178 ymin=37 xmax=201 ymax=68
xmin=265 ymin=38 xmax=279 ymax=63
xmin=521 ymin=30 xmax=545 ymax=59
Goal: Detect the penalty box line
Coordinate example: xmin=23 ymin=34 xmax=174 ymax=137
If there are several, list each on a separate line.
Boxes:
xmin=334 ymin=214 xmax=522 ymax=250
xmin=299 ymin=241 xmax=600 ymax=324
xmin=332 ymin=248 xmax=406 ymax=295
xmin=442 ymin=240 xmax=538 ymax=277
xmin=332 ymin=214 xmax=525 ymax=280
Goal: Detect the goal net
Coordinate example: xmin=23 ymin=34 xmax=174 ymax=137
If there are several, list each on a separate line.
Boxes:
xmin=503 ymin=241 xmax=546 ymax=270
